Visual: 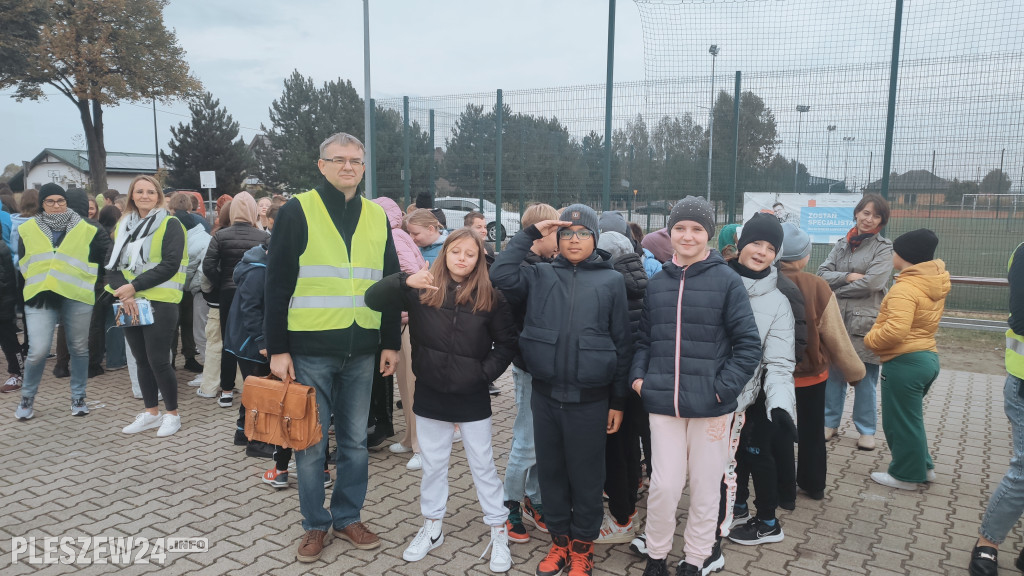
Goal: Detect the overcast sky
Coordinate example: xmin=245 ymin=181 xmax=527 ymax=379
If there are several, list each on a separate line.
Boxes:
xmin=0 ymin=0 xmax=647 ymax=168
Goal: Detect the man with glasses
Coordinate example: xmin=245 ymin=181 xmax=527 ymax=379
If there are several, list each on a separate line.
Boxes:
xmin=490 ymin=204 xmax=631 ymax=576
xmin=265 ymin=132 xmax=401 ymax=563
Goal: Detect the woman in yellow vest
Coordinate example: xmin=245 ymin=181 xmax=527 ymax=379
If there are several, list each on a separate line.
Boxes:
xmin=14 ymin=183 xmax=105 ymax=421
xmin=106 ymin=175 xmax=188 ymax=437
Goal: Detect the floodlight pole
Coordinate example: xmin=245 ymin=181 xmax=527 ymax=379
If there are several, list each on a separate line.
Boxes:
xmin=825 ymin=125 xmax=836 ymax=180
xmin=706 ymin=44 xmax=719 ymax=203
xmin=794 ymin=105 xmax=810 ymax=192
xmin=602 ymin=0 xmax=616 ymax=212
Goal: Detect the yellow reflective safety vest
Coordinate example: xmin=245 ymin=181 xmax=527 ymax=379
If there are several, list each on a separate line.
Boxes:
xmin=287 ymin=190 xmax=388 ymax=332
xmin=105 ymin=216 xmax=188 ymax=304
xmin=19 ymin=219 xmax=98 ymax=305
xmin=1007 ymin=243 xmax=1024 ymax=378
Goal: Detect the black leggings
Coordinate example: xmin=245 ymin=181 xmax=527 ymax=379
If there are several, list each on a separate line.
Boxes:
xmin=795 ymin=380 xmax=828 ymax=493
xmin=0 ymin=318 xmax=22 ymax=376
xmin=735 ymin=393 xmax=779 ymax=520
xmin=123 ymin=301 xmax=179 ymax=411
xmin=604 ymin=391 xmax=643 ymax=525
xmin=219 ymin=289 xmax=237 ymax=391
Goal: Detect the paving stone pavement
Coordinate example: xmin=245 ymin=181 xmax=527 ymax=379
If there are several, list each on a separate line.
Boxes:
xmin=0 ymin=365 xmax=1018 ymax=575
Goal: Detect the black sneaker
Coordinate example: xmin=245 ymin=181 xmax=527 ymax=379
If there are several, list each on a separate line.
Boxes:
xmin=488 ymin=383 xmax=500 ymax=396
xmin=630 ymin=532 xmax=648 ymax=557
xmin=183 ymin=358 xmax=204 ymax=373
xmin=246 ymin=441 xmax=276 ymax=459
xmin=366 ymin=424 xmax=393 ymax=451
xmin=218 ymin=394 xmax=233 ymax=408
xmin=730 ymin=505 xmax=750 ymax=528
xmin=698 ymin=538 xmax=725 ymax=574
xmin=676 ymin=562 xmax=700 ymax=576
xmin=779 ymin=500 xmax=795 ymax=511
xmin=87 ymin=365 xmax=105 ymax=378
xmin=53 ymin=365 xmax=70 ymax=378
xmin=727 ymin=517 xmax=784 ymax=546
xmin=642 ymin=557 xmax=669 ymax=576
xmin=968 ymin=545 xmax=998 ymax=576
xmin=234 ymin=428 xmax=248 ymax=446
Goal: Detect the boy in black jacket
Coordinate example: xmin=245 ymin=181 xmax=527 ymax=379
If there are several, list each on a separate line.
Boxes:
xmin=491 ymin=204 xmax=631 ymax=576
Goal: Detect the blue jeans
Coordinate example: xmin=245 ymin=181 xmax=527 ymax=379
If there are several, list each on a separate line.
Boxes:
xmin=503 ymin=366 xmax=542 ymax=504
xmin=824 ymin=362 xmax=880 ymax=435
xmin=104 ymin=306 xmax=126 ymax=369
xmin=22 ymin=300 xmax=92 ymax=400
xmin=293 ymin=353 xmax=375 ymax=532
xmin=979 ymin=374 xmax=1024 ymax=544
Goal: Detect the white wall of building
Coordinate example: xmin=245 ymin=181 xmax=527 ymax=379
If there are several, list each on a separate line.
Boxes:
xmin=24 ymin=153 xmax=147 ymax=195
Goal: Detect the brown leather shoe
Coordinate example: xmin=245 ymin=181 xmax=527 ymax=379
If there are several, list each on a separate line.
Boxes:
xmin=295 ymin=529 xmax=333 ymax=563
xmin=334 ymin=521 xmax=381 ymax=550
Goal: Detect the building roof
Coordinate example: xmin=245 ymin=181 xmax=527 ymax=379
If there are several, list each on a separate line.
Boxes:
xmin=9 ymin=148 xmax=158 ymax=191
xmin=863 ymin=169 xmax=951 ymax=192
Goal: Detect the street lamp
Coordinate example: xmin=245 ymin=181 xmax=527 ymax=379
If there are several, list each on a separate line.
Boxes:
xmin=825 ymin=125 xmax=836 ymax=180
xmin=843 ymin=136 xmax=855 ymax=184
xmin=794 ymin=105 xmax=810 ymax=192
xmin=706 ymin=44 xmax=720 ymax=203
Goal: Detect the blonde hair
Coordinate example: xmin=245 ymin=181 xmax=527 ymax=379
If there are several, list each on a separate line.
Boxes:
xmin=405 ymin=208 xmax=442 ymax=232
xmin=419 ymin=228 xmax=496 ymax=314
xmin=125 ymin=175 xmax=165 ymax=216
xmin=521 ymin=203 xmax=558 ymax=229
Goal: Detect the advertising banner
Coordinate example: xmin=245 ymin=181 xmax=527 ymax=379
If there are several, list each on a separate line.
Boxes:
xmin=743 ymin=192 xmax=862 ymax=244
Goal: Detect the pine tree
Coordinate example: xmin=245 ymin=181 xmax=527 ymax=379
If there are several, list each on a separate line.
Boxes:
xmin=162 ymin=92 xmax=251 ymax=196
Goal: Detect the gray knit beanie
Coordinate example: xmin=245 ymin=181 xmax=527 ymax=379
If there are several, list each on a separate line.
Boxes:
xmin=559 ymin=204 xmax=600 ymax=245
xmin=667 ymin=196 xmax=715 ymax=238
xmin=780 ymin=222 xmax=812 ymax=262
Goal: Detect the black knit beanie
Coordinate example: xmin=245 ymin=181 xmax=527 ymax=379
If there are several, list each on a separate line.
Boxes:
xmin=737 ymin=212 xmax=784 ymax=256
xmin=38 ymin=182 xmax=67 ymax=208
xmin=893 ymin=228 xmax=938 ymax=264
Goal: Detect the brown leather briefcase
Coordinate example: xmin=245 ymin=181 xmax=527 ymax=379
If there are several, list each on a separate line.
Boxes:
xmin=240 ymin=375 xmax=322 ymax=451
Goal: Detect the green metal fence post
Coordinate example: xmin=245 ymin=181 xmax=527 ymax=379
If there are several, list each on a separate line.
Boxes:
xmin=429 ymin=109 xmax=435 ymax=204
xmin=730 ymin=71 xmax=741 ymax=224
xmin=369 ymin=98 xmax=377 ymax=199
xmin=602 ymin=0 xmax=616 ymax=212
xmin=646 ymin=148 xmax=653 ymax=231
xmin=880 ymin=0 xmax=904 ymax=201
xmin=403 ymin=96 xmax=411 ymax=208
xmin=495 ymin=89 xmax=503 ymax=252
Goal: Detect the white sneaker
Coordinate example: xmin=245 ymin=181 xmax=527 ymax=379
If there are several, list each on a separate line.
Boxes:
xmin=452 ymin=427 xmax=462 ymax=443
xmin=406 ymin=453 xmax=423 ymax=471
xmin=187 ymin=377 xmax=203 ymax=387
xmin=481 ymin=524 xmax=511 ymax=573
xmin=123 ymin=412 xmax=163 ymax=434
xmin=824 ymin=427 xmax=837 ymax=441
xmin=870 ymin=471 xmax=921 ymax=490
xmin=403 ymin=519 xmax=443 ymax=561
xmin=157 ymin=414 xmax=181 ymax=437
xmin=390 ymin=442 xmax=412 ymax=454
xmin=196 ymin=389 xmax=217 ymax=398
xmin=596 ymin=511 xmax=636 ymax=544
xmin=927 ymin=469 xmax=936 ymax=482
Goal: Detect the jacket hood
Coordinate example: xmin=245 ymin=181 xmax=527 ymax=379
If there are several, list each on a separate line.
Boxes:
xmin=427 ymin=228 xmax=449 ymax=249
xmin=598 ymin=211 xmax=630 ymax=237
xmin=65 ymin=188 xmax=89 ymax=218
xmin=661 ymin=249 xmax=727 ymax=280
xmin=895 ymin=259 xmax=951 ymax=302
xmin=372 ymin=196 xmax=404 ymax=229
xmin=598 ymin=231 xmax=634 ymax=260
xmin=740 ymin=265 xmax=780 ymax=298
xmin=233 ymin=243 xmax=268 ymax=286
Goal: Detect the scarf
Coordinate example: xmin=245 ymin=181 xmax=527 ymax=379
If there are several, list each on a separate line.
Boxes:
xmin=846 ymin=226 xmax=880 ymax=252
xmin=729 ymin=258 xmax=771 ymax=280
xmin=107 ymin=208 xmax=169 ymax=274
xmin=36 ymin=210 xmax=81 ymax=245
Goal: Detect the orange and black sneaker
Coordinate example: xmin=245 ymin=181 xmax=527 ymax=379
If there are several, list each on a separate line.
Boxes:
xmin=523 ymin=495 xmax=548 ymax=533
xmin=536 ymin=534 xmax=570 ymax=576
xmin=505 ymin=500 xmax=529 ymax=543
xmin=567 ymin=539 xmax=594 ymax=576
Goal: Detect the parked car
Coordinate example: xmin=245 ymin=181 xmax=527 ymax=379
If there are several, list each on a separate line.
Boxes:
xmin=434 ymin=196 xmax=521 ymax=241
xmin=634 ymin=200 xmax=674 ymax=215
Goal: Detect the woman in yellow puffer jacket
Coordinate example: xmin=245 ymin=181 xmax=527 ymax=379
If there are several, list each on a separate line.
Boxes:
xmin=864 ymin=228 xmax=950 ymax=490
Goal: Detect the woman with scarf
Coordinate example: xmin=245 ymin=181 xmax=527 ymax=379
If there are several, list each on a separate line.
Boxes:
xmin=816 ymin=193 xmax=893 ymax=451
xmin=14 ymin=183 xmax=107 ymax=420
xmin=201 ymin=192 xmax=268 ymax=410
xmin=107 ymin=176 xmax=188 ymax=437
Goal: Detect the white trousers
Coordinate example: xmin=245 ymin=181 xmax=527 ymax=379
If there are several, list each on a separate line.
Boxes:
xmin=192 ymin=293 xmax=209 ymax=364
xmin=416 ymin=415 xmax=508 ymax=527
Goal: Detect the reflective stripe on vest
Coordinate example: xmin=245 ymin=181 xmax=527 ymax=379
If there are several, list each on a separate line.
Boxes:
xmin=1007 ymin=243 xmax=1024 ymax=378
xmin=19 ymin=219 xmax=98 ymax=305
xmin=104 ymin=216 xmax=188 ymax=304
xmin=287 ymin=190 xmax=387 ymax=332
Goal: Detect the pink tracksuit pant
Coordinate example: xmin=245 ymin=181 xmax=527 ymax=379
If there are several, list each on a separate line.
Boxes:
xmin=645 ymin=412 xmax=734 ymax=566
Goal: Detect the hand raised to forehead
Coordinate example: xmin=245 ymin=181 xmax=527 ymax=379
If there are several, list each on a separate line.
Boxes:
xmin=534 ymin=220 xmax=573 ymax=237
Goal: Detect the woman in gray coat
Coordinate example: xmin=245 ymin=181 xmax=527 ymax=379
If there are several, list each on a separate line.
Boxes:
xmin=817 ymin=193 xmax=893 ymax=451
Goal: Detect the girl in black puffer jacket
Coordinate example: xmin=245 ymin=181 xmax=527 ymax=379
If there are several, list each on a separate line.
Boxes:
xmin=365 ymin=227 xmax=517 ymax=571
xmin=201 ymin=192 xmax=269 ymax=406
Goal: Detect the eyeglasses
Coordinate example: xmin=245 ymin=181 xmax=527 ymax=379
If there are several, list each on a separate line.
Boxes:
xmin=558 ymin=229 xmax=593 ymax=240
xmin=321 ymin=157 xmax=365 ymax=167
xmin=43 ymin=198 xmax=67 ymax=207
